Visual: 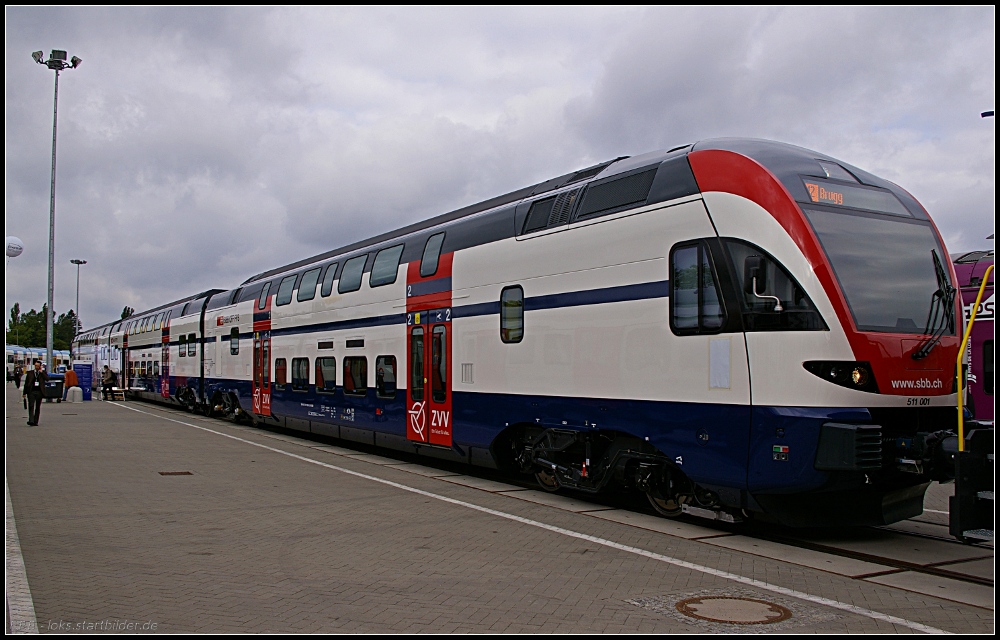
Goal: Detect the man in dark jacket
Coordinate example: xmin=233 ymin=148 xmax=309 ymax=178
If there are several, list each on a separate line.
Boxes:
xmin=23 ymin=360 xmax=48 ymax=426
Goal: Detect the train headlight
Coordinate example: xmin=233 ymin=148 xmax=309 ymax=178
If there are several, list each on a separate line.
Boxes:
xmin=803 ymin=361 xmax=879 ymax=393
xmin=851 ymin=367 xmax=869 ymax=386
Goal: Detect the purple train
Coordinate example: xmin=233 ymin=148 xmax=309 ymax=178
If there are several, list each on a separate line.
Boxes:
xmin=952 ymin=249 xmax=994 ymax=424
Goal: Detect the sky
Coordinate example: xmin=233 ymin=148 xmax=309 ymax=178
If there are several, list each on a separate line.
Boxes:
xmin=4 ymin=6 xmax=995 ymax=333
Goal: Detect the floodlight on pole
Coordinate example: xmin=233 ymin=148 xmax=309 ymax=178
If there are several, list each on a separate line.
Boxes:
xmin=34 ymin=48 xmax=82 ymax=372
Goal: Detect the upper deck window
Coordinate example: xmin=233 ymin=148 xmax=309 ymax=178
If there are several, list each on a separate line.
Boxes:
xmin=339 ymin=255 xmax=367 ymax=293
xmin=320 ymin=262 xmax=339 ymax=297
xmin=370 ymin=245 xmax=404 ymax=287
xmin=297 ymin=267 xmax=322 ymax=302
xmin=275 ymin=275 xmax=297 ymax=306
xmin=420 ymin=233 xmax=445 ymax=277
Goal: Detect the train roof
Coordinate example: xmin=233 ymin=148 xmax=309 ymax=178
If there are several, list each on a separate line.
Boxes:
xmin=80 ymin=136 xmax=937 ymax=335
xmin=241 ymin=137 xmax=928 ymax=286
xmin=78 ymin=289 xmax=224 ymax=336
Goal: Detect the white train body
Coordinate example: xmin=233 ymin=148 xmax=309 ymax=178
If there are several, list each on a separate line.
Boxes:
xmin=75 ymin=139 xmax=964 ymax=526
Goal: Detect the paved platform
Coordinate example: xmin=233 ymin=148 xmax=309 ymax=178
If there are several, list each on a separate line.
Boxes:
xmin=4 ymin=385 xmax=994 ymax=633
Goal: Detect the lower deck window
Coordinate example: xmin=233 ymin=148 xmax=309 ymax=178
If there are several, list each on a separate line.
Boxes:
xmin=316 ymin=357 xmax=337 ymax=393
xmin=291 ymin=357 xmax=309 ymax=391
xmin=343 ymin=357 xmax=367 ymax=396
xmin=274 ymin=358 xmax=287 ymax=389
xmin=375 ymin=356 xmax=396 ymax=398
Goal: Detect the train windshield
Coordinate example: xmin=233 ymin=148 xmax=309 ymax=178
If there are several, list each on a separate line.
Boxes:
xmin=804 ymin=207 xmax=951 ymax=334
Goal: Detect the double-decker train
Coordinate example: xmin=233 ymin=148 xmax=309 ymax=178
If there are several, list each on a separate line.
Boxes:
xmin=74 ymin=138 xmax=970 ymax=527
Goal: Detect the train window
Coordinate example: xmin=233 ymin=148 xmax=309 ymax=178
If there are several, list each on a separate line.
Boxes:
xmin=187 ymin=333 xmax=197 ymax=357
xmin=178 ymin=334 xmax=186 ymax=357
xmin=343 ymin=357 xmax=367 ymax=396
xmin=339 ymin=255 xmax=367 ymax=293
xmin=985 ymin=340 xmax=994 ymax=396
xmin=258 ymin=283 xmax=271 ymax=310
xmin=297 ymin=267 xmax=322 ymax=302
xmin=375 ymin=355 xmax=397 ymax=399
xmin=154 ymin=361 xmax=160 ymax=377
xmin=670 ymin=242 xmax=725 ymax=335
xmin=274 ymin=358 xmax=287 ymax=389
xmin=320 ymin=262 xmax=339 ymax=297
xmin=721 ymin=239 xmax=826 ymax=332
xmin=262 ymin=340 xmax=270 ymax=385
xmin=316 ymin=357 xmax=337 ymax=393
xmin=230 ymin=328 xmax=240 ymax=355
xmin=420 ymin=233 xmax=445 ymax=277
xmin=275 ymin=275 xmax=296 ymax=306
xmin=291 ymin=358 xmax=309 ymax=391
xmin=370 ymin=244 xmax=404 ymax=287
xmin=500 ymin=286 xmax=524 ymax=343
xmin=411 ymin=328 xmax=424 ymax=401
xmin=431 ymin=327 xmax=447 ymax=403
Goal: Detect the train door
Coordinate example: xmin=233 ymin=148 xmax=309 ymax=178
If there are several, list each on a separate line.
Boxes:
xmin=161 ymin=320 xmax=171 ymax=398
xmin=406 ymin=311 xmax=452 ymax=446
xmin=252 ymin=291 xmax=273 ymax=417
xmin=252 ymin=331 xmax=271 ymax=416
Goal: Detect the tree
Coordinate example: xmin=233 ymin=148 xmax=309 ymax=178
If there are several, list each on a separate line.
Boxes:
xmin=7 ymin=303 xmax=76 ymax=349
xmin=121 ymin=306 xmax=135 ymax=319
xmin=54 ymin=310 xmax=77 ymax=350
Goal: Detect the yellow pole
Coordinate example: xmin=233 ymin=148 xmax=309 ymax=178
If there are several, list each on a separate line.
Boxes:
xmin=957 ymin=264 xmax=994 ymax=452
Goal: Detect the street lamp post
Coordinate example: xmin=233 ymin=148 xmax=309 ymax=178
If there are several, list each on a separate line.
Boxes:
xmin=33 ymin=49 xmax=81 ymax=372
xmin=70 ymin=258 xmax=87 ymax=339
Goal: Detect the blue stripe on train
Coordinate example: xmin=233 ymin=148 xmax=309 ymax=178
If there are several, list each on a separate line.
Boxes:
xmin=201 ymin=373 xmax=869 ymax=496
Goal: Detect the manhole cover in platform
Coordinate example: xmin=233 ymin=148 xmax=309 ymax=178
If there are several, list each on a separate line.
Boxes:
xmin=676 ymin=596 xmax=791 ymax=625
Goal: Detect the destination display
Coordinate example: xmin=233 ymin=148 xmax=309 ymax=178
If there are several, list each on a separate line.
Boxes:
xmin=801 ymin=177 xmax=911 ymax=216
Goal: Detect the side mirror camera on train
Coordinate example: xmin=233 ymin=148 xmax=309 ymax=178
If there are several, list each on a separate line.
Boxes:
xmin=744 ymin=255 xmax=783 ymax=312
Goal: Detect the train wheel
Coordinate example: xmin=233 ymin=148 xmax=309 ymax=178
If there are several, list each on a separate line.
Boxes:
xmin=535 ymin=469 xmax=560 ymax=492
xmin=647 ymin=490 xmax=683 ymax=518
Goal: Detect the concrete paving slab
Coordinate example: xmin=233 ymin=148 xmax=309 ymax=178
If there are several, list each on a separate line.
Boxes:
xmin=878 ymin=518 xmax=952 ymax=539
xmin=337 ymin=453 xmax=406 ymax=465
xmin=509 ymin=490 xmax=614 ymax=512
xmin=307 ymin=444 xmax=361 ymax=455
xmin=391 ymin=463 xmax=462 ymax=478
xmin=586 ymin=509 xmax=723 ymax=539
xmin=701 ymin=535 xmax=894 ymax=578
xmin=935 ymin=557 xmax=994 ymax=581
xmin=865 ymin=571 xmax=994 ymax=610
xmin=805 ymin=530 xmax=992 ymax=566
xmin=440 ymin=475 xmax=528 ymax=493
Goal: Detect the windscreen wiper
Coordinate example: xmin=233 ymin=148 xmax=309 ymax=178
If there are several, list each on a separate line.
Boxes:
xmin=912 ymin=250 xmax=956 ymax=360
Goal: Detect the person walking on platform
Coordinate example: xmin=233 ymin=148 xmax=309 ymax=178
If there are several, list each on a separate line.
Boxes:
xmin=23 ymin=360 xmax=48 ymax=426
xmin=101 ymin=365 xmax=116 ymax=400
xmin=13 ymin=364 xmax=23 ymax=389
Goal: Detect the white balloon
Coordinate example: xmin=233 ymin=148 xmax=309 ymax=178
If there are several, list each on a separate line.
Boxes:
xmin=5 ymin=236 xmax=24 ymax=258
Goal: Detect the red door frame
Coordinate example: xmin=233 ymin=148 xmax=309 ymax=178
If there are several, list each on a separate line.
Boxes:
xmin=252 ymin=296 xmax=272 ymax=416
xmin=407 ymin=314 xmax=452 ymax=446
xmin=405 ymin=253 xmax=454 ymax=446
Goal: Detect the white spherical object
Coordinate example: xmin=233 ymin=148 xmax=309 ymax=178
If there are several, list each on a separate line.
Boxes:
xmin=5 ymin=236 xmax=24 ymax=258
